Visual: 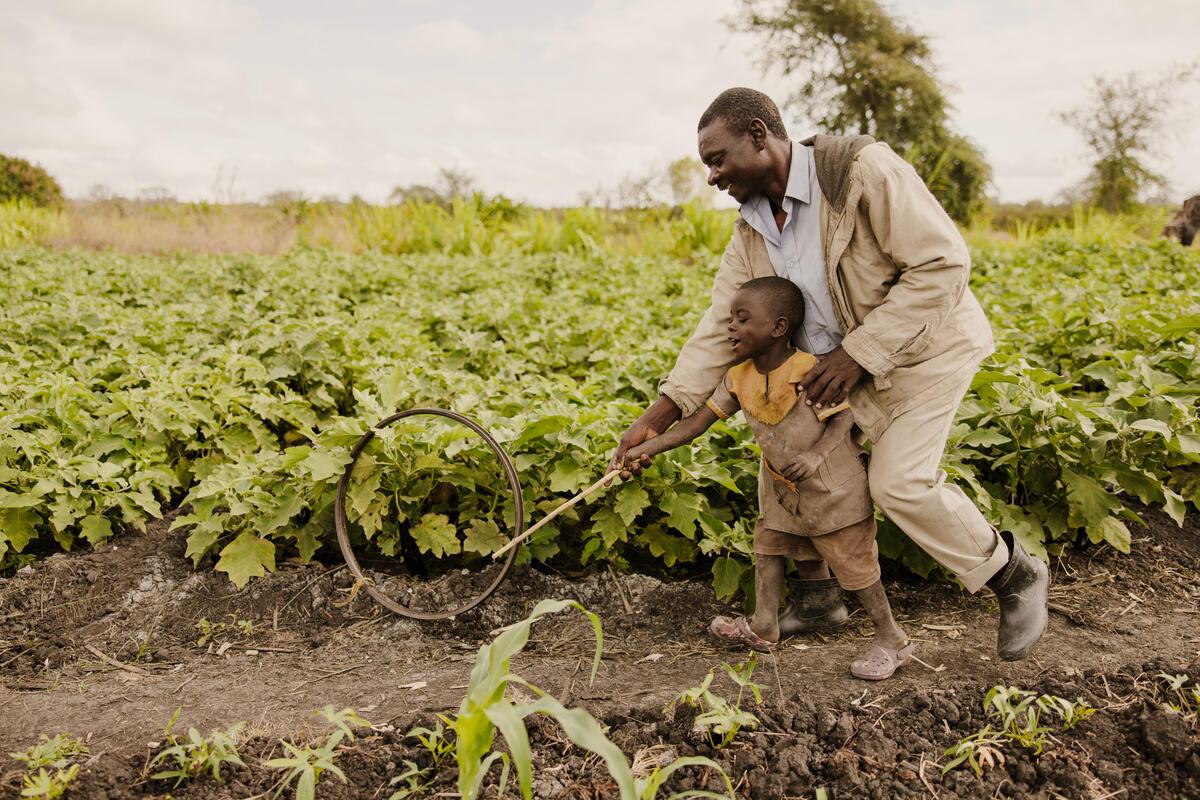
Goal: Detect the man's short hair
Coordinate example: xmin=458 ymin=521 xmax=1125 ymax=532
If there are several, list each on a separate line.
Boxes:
xmin=698 ymin=88 xmax=788 ymax=139
xmin=738 ymin=276 xmax=805 ymax=334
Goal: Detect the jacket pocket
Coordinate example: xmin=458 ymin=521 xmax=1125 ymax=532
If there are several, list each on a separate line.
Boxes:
xmin=889 ymin=321 xmax=932 ymax=359
xmin=817 ymin=440 xmax=868 ymax=489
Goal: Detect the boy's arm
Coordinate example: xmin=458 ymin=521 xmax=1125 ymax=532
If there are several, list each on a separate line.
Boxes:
xmin=623 ymin=406 xmax=720 ymax=470
xmin=779 ymin=409 xmax=855 ymax=482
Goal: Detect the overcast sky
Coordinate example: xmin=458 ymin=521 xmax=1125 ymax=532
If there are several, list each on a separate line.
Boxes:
xmin=3 ymin=0 xmax=1197 ymax=207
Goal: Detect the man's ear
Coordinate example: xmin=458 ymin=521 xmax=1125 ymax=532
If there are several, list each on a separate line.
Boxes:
xmin=748 ymin=118 xmax=768 ymax=149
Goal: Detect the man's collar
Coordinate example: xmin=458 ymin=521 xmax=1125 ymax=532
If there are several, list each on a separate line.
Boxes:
xmin=738 ymin=140 xmax=811 ymax=226
xmin=783 ymin=140 xmax=812 ymax=205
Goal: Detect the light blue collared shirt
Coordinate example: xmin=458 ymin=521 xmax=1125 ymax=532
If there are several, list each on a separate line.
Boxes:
xmin=738 ymin=142 xmax=843 ymax=355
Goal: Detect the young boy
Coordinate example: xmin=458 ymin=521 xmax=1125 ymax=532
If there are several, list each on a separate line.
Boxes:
xmin=623 ymin=277 xmax=912 ymax=680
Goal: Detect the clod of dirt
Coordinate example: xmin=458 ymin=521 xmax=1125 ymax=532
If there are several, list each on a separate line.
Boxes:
xmin=1140 ymin=703 xmax=1196 ymax=763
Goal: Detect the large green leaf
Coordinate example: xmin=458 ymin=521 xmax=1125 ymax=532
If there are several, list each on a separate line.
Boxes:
xmin=711 ymin=555 xmax=746 ymax=601
xmin=661 ymin=489 xmax=704 ymax=537
xmin=215 ymin=533 xmax=276 ymax=588
xmin=0 ymin=507 xmax=38 ymax=551
xmin=462 ymin=519 xmax=506 ymax=555
xmin=79 ymin=515 xmax=113 ymax=547
xmin=411 ymin=513 xmax=460 ymax=557
xmin=612 ymin=484 xmax=650 ymax=526
xmin=1062 ymin=470 xmax=1122 ymax=528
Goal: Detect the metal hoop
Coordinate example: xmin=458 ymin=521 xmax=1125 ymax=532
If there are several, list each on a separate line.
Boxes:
xmin=334 ymin=408 xmax=525 ymax=620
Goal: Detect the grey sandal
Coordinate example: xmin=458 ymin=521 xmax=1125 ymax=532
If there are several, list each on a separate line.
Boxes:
xmin=850 ymin=641 xmax=914 ymax=680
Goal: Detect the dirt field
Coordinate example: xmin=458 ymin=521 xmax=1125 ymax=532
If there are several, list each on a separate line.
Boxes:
xmin=2 ymin=507 xmax=1198 ymax=799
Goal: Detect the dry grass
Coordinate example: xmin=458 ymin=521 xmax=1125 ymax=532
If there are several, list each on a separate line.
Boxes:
xmin=1 ymin=197 xmax=736 ymax=260
xmin=44 ymin=200 xmax=354 ymax=255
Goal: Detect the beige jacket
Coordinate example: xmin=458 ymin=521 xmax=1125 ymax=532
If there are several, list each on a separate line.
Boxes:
xmin=660 ymin=136 xmax=994 ymax=441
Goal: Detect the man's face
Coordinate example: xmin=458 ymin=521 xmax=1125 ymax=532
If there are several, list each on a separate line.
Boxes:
xmin=727 ymin=289 xmax=782 ymax=360
xmin=698 ymin=117 xmax=766 ymax=204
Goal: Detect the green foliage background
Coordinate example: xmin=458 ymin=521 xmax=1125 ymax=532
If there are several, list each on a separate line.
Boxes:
xmin=0 ymin=155 xmax=64 ymax=208
xmin=1 ymin=232 xmax=1197 ymax=596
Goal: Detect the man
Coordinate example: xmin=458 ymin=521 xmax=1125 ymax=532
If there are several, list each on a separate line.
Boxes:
xmin=611 ymin=87 xmax=1048 ymax=660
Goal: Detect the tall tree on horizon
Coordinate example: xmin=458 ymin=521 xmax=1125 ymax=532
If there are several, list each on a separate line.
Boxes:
xmin=1060 ymin=65 xmax=1197 ymax=213
xmin=730 ymin=0 xmax=991 ymax=222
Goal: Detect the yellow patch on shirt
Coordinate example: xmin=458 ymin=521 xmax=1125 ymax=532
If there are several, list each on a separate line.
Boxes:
xmin=727 ymin=351 xmax=819 ymax=425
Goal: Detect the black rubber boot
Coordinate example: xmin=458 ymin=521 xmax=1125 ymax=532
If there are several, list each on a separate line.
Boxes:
xmin=777 ymin=577 xmax=849 ymax=637
xmin=988 ymin=531 xmax=1049 ymax=661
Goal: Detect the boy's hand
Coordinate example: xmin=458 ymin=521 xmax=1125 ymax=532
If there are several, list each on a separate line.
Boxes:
xmin=608 ymin=396 xmax=681 ymax=481
xmin=780 ymin=451 xmax=822 ymax=482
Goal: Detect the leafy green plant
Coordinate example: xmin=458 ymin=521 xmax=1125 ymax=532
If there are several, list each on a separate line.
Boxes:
xmin=0 ymin=200 xmax=67 ymax=247
xmin=2 ymin=228 xmax=1197 ymax=593
xmin=942 ymin=732 xmax=1008 ymax=777
xmin=1155 ymin=673 xmax=1200 ymax=729
xmin=944 ymin=686 xmax=1094 ymax=775
xmin=20 ymin=766 xmax=78 ymax=799
xmin=264 ymin=707 xmax=371 ymax=800
xmin=442 ymin=598 xmax=734 ymax=800
xmin=406 ymin=719 xmax=454 ymax=764
xmin=667 ymin=655 xmax=764 ymax=748
xmin=385 ymin=760 xmax=433 ymax=799
xmin=10 ymin=734 xmax=89 ymax=770
xmin=0 ymin=155 xmax=63 ymax=207
xmin=195 ymin=614 xmax=255 ymax=646
xmin=146 ymin=709 xmax=246 ymax=787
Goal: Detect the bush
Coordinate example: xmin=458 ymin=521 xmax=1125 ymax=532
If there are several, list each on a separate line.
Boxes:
xmin=0 ymin=155 xmax=64 ymax=207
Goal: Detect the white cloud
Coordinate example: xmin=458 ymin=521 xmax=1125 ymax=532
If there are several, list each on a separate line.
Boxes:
xmin=3 ymin=0 xmax=1196 ymax=204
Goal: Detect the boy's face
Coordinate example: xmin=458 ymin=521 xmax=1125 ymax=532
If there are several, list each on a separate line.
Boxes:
xmin=727 ymin=289 xmax=785 ymax=359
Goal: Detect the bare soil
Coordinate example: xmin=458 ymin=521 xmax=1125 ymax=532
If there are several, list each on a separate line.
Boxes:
xmin=1 ymin=506 xmax=1198 ymax=799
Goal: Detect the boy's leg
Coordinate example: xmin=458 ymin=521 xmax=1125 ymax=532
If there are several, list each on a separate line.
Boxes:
xmin=749 ymin=554 xmax=785 ymax=642
xmin=848 ymin=580 xmax=913 ymax=680
xmin=775 ymin=535 xmax=845 ymax=637
xmin=852 ymin=581 xmax=906 ymax=650
xmin=792 ymin=560 xmax=830 ymax=580
xmin=806 ymin=521 xmax=914 ymax=679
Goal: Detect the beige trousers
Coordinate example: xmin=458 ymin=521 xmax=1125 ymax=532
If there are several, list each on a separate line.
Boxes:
xmin=864 ymin=362 xmax=1009 ymax=593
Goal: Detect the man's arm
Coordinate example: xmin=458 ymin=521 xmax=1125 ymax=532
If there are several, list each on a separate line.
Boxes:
xmin=657 ymin=225 xmax=753 ymax=417
xmin=837 ymin=143 xmax=972 ymax=379
xmin=803 ymin=144 xmax=971 ymax=408
xmin=611 ymin=226 xmax=752 ymax=476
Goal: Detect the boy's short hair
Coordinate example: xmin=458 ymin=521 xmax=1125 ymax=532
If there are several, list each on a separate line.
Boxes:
xmin=738 ymin=276 xmax=806 ymax=335
xmin=698 ymin=88 xmax=789 ymax=139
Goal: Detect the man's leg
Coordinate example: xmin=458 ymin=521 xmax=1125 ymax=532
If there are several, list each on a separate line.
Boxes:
xmin=867 ymin=374 xmax=1048 ymax=660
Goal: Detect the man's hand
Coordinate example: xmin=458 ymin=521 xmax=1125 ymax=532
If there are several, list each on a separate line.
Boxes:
xmin=608 ymin=396 xmax=681 ymax=481
xmin=622 ymin=442 xmax=656 ymax=473
xmin=780 ymin=451 xmax=822 ymax=482
xmin=801 ymin=346 xmax=864 ymax=409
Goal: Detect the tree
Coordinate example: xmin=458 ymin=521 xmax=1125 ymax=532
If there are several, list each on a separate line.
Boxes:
xmin=666 ymin=157 xmax=714 ymax=206
xmin=436 ymin=166 xmax=477 ymax=200
xmin=1060 ymin=65 xmax=1197 ymax=213
xmin=730 ymin=0 xmax=990 ymax=222
xmin=388 ymin=167 xmax=478 ymax=208
xmin=388 ymin=184 xmax=442 ymax=206
xmin=0 ymin=154 xmax=64 ymax=207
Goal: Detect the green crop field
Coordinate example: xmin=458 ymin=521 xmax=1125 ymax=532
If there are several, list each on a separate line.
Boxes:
xmin=1 ymin=230 xmax=1198 ymax=598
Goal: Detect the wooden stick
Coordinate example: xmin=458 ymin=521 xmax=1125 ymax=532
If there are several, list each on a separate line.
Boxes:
xmin=83 ymin=644 xmax=150 ymax=676
xmin=492 ymin=469 xmax=622 ymax=559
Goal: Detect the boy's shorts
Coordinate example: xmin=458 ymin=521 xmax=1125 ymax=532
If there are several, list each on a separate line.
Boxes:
xmin=754 ymin=516 xmax=879 ymax=592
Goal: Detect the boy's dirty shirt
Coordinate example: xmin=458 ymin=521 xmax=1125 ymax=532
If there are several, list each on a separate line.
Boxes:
xmin=706 ymin=350 xmax=873 ymax=537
